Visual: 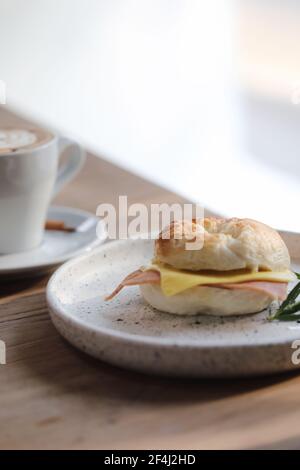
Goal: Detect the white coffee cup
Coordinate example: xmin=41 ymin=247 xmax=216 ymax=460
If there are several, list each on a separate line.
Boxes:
xmin=0 ymin=128 xmax=85 ymax=254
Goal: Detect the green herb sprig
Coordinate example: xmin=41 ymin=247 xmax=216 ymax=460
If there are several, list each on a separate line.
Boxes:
xmin=270 ymin=273 xmax=300 ymax=321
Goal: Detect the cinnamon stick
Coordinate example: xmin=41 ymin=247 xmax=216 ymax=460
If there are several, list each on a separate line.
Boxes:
xmin=45 ymin=220 xmax=75 ymax=232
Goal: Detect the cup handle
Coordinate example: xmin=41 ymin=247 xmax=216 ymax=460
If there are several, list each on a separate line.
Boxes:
xmin=52 ymin=136 xmax=86 ymax=198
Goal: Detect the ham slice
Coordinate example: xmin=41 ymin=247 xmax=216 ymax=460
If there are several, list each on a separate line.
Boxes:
xmin=105 ymin=270 xmax=159 ymax=300
xmin=215 ymin=281 xmax=287 ymax=300
xmin=105 ymin=269 xmax=287 ymax=301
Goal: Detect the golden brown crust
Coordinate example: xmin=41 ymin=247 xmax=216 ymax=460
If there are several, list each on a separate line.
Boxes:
xmin=155 ymin=218 xmax=290 ymax=272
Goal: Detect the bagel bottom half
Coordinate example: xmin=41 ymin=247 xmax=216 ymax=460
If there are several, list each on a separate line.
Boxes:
xmin=140 ymin=284 xmax=273 ymax=316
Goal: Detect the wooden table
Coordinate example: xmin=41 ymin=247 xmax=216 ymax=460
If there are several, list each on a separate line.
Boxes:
xmin=1 ymin=107 xmax=300 ymax=451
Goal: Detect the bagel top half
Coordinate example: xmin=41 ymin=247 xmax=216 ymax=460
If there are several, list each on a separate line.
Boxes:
xmin=155 ymin=218 xmax=290 ymax=272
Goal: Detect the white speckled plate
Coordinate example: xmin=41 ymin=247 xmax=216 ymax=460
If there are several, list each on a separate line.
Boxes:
xmin=47 ymin=232 xmax=300 ymax=377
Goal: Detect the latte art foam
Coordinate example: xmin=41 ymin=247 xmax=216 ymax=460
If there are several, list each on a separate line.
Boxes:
xmin=0 ymin=128 xmax=53 ymax=154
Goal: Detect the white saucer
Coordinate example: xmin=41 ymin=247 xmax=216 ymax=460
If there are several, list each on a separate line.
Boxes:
xmin=0 ymin=206 xmax=105 ymax=279
xmin=47 ymin=235 xmax=300 ymax=378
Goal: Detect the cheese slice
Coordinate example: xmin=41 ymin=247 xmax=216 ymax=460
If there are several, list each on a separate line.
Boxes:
xmin=145 ymin=263 xmax=296 ymax=297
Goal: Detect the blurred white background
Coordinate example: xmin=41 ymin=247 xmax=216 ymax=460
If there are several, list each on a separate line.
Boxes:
xmin=1 ymin=0 xmax=300 ymax=231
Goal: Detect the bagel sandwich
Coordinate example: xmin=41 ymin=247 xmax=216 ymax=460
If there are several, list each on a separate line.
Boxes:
xmin=106 ymin=218 xmax=295 ymax=316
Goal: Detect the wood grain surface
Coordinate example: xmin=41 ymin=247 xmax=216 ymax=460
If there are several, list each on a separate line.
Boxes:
xmin=0 ymin=107 xmax=300 ymax=450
